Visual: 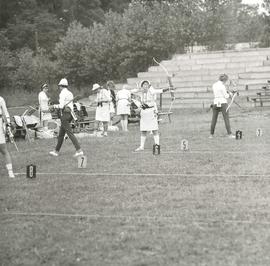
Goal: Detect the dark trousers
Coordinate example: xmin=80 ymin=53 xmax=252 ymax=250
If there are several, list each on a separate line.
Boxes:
xmin=55 ymin=112 xmax=81 ymax=152
xmin=210 ymin=103 xmax=232 ymax=135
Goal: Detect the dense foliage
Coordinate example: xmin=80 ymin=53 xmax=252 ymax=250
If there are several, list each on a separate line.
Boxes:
xmin=0 ymin=0 xmax=269 ymax=93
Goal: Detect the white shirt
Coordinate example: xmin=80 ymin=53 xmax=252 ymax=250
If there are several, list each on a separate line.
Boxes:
xmin=96 ymin=89 xmax=111 ymax=103
xmin=38 ymin=91 xmax=50 ymax=111
xmin=212 ymin=80 xmax=230 ymax=105
xmin=57 ymin=88 xmax=74 ymax=110
xmin=0 ymin=96 xmax=10 ymax=123
xmin=116 ymin=89 xmax=131 ymax=101
xmin=131 ymin=86 xmax=163 ymax=108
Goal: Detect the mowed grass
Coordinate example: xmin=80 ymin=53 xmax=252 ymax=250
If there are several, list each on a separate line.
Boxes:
xmin=1 ymin=108 xmax=270 ymax=265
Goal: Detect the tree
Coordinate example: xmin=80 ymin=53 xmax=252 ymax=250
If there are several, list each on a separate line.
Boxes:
xmin=54 ymin=21 xmax=92 ymax=87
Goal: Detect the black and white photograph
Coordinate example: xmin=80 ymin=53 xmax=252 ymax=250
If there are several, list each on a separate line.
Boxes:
xmin=1 ymin=0 xmax=270 ymax=265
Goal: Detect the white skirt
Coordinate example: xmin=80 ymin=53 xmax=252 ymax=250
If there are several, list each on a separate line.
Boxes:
xmin=0 ymin=119 xmax=6 ymax=144
xmin=117 ymin=99 xmax=130 ymax=115
xmin=40 ymin=111 xmax=52 ymax=122
xmin=95 ymin=103 xmax=110 ymax=122
xmin=140 ymin=108 xmax=158 ymax=131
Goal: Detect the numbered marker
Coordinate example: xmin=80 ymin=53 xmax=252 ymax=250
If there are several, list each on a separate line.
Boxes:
xmin=153 ymin=144 xmax=160 ymax=155
xmin=181 ymin=139 xmax=189 ymax=151
xmin=26 ymin=164 xmax=36 ymax=178
xmin=236 ymin=130 xmax=242 ymax=140
xmin=78 ymin=155 xmax=87 ymax=168
xmin=256 ymin=128 xmax=263 ymax=137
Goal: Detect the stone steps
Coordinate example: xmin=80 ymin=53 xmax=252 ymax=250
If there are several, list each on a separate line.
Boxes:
xmin=160 ymin=89 xmax=261 ymax=100
xmin=238 ymin=72 xmax=270 ymax=79
xmin=172 ymin=48 xmax=270 ymax=60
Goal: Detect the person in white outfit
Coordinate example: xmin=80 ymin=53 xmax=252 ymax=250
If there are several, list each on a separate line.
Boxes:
xmin=209 ymin=74 xmax=235 ymax=139
xmin=116 ymin=84 xmax=131 ymax=131
xmin=132 ymin=80 xmax=169 ymax=151
xmin=0 ymin=96 xmax=15 ymax=178
xmin=92 ymin=83 xmax=111 ymax=137
xmin=38 ymin=83 xmax=52 ymax=129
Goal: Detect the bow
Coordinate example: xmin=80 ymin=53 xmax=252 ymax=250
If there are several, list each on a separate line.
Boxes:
xmin=4 ymin=122 xmax=19 ymax=152
xmin=226 ymin=80 xmax=241 ymax=112
xmin=153 ymin=58 xmax=175 ymax=112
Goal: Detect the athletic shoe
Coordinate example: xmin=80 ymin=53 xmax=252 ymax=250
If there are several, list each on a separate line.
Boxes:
xmin=208 ymin=135 xmax=214 ymax=139
xmin=8 ymin=171 xmax=15 ymax=178
xmin=228 ymin=134 xmax=236 ymax=139
xmin=74 ymin=150 xmax=84 ymax=157
xmin=49 ymin=150 xmax=59 ymax=156
xmin=134 ymin=146 xmax=144 ymax=152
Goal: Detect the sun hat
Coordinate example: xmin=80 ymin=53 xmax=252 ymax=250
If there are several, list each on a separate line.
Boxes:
xmin=92 ymin=83 xmax=101 ymax=91
xmin=58 ymin=78 xmax=68 ymax=87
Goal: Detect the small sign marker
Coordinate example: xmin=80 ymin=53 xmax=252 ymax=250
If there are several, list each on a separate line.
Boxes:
xmin=236 ymin=130 xmax=242 ymax=140
xmin=78 ymin=155 xmax=87 ymax=168
xmin=26 ymin=164 xmax=36 ymax=178
xmin=153 ymin=144 xmax=160 ymax=155
xmin=256 ymin=128 xmax=263 ymax=137
xmin=181 ymin=139 xmax=189 ymax=151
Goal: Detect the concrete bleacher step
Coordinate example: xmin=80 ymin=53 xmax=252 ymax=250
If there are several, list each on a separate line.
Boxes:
xmin=238 ymin=72 xmax=270 ymax=79
xmin=148 ymin=61 xmax=264 ymax=72
xmin=238 ymin=78 xmax=268 ymax=85
xmin=172 ymin=48 xmax=270 ymax=60
xmin=138 ymin=72 xmax=239 ymax=81
xmin=169 ymin=55 xmax=268 ymax=66
xmin=159 ymin=97 xmax=253 ymax=109
xmin=161 ymin=89 xmax=262 ymax=100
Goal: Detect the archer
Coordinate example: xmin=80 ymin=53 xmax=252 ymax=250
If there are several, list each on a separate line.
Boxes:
xmin=209 ymin=74 xmax=236 ymax=139
xmin=0 ymin=96 xmax=15 ymax=178
xmin=132 ymin=80 xmax=169 ymax=151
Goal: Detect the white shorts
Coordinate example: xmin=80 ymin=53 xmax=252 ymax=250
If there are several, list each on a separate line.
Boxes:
xmin=140 ymin=108 xmax=158 ymax=131
xmin=0 ymin=119 xmax=6 ymax=144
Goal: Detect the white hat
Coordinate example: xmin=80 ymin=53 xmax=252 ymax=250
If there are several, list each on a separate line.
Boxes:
xmin=140 ymin=80 xmax=150 ymax=87
xmin=92 ymin=83 xmax=101 ymax=91
xmin=58 ymin=78 xmax=68 ymax=87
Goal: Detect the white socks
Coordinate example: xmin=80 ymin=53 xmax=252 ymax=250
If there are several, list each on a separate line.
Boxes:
xmin=6 ymin=164 xmax=15 ymax=178
xmin=139 ymin=134 xmax=159 ymax=149
xmin=153 ymin=134 xmax=160 ymax=145
xmin=124 ymin=119 xmax=128 ymax=131
xmin=6 ymin=163 xmax=12 ymax=171
xmin=140 ymin=135 xmax=146 ymax=148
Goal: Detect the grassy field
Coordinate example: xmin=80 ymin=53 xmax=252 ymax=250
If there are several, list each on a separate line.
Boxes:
xmin=1 ymin=108 xmax=270 ymax=266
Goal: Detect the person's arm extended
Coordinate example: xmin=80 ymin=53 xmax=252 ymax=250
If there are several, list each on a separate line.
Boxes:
xmin=149 ymin=86 xmax=165 ymax=94
xmin=1 ymin=98 xmax=10 ymax=123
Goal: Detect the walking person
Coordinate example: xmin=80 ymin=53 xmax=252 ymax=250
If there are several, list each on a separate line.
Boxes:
xmin=209 ymin=74 xmax=235 ymax=139
xmin=0 ymin=96 xmax=15 ymax=178
xmin=116 ymin=84 xmax=131 ymax=131
xmin=38 ymin=83 xmax=52 ymax=129
xmin=92 ymin=83 xmax=111 ymax=137
xmin=49 ymin=78 xmax=84 ymax=157
xmin=133 ymin=80 xmax=169 ymax=151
